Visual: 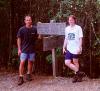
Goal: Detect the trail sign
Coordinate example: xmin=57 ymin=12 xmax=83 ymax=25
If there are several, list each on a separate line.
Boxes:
xmin=37 ymin=23 xmax=66 ymax=77
xmin=37 ymin=23 xmax=66 ymax=35
xmin=43 ymin=36 xmax=64 ymax=51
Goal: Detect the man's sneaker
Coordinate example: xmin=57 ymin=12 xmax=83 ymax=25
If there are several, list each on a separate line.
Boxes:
xmin=72 ymin=74 xmax=78 ymax=83
xmin=26 ymin=74 xmax=32 ymax=81
xmin=18 ymin=76 xmax=24 ymax=85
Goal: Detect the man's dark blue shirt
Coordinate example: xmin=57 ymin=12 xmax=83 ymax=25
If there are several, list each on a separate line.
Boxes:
xmin=17 ymin=25 xmax=38 ymax=53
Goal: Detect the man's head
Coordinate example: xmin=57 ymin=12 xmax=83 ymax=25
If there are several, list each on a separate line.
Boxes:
xmin=68 ymin=15 xmax=76 ymax=26
xmin=24 ymin=15 xmax=32 ymax=27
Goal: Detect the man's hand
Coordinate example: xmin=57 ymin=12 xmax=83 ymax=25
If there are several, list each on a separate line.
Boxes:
xmin=18 ymin=49 xmax=21 ymax=56
xmin=38 ymin=34 xmax=42 ymax=39
xmin=63 ymin=48 xmax=67 ymax=54
xmin=17 ymin=38 xmax=21 ymax=56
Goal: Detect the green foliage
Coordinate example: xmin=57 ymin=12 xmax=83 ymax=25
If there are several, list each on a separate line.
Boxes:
xmin=12 ymin=46 xmax=18 ymax=57
xmin=92 ymin=34 xmax=100 ymax=56
xmin=56 ymin=47 xmax=62 ymax=57
xmin=48 ymin=0 xmax=86 ymax=21
xmin=49 ymin=0 xmax=100 ymax=55
xmin=47 ymin=0 xmax=100 ymax=77
xmin=46 ymin=54 xmax=52 ymax=64
xmin=8 ymin=46 xmax=19 ymax=69
xmin=51 ymin=0 xmax=57 ymax=6
xmin=0 ymin=0 xmax=9 ymax=7
xmin=46 ymin=47 xmax=62 ymax=64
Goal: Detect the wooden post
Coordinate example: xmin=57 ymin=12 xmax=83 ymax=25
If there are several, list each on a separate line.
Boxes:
xmin=52 ymin=48 xmax=56 ymax=78
xmin=37 ymin=23 xmax=66 ymax=77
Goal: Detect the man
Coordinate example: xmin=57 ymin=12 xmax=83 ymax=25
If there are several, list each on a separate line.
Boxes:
xmin=63 ymin=15 xmax=85 ymax=83
xmin=17 ymin=15 xmax=39 ymax=85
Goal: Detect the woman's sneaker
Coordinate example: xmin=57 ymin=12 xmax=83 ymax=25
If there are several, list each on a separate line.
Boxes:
xmin=76 ymin=71 xmax=86 ymax=82
xmin=72 ymin=71 xmax=86 ymax=83
xmin=72 ymin=74 xmax=78 ymax=83
xmin=18 ymin=76 xmax=24 ymax=85
xmin=77 ymin=71 xmax=86 ymax=77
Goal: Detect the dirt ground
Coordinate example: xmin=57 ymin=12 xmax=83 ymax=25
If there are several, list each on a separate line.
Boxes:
xmin=0 ymin=72 xmax=100 ymax=91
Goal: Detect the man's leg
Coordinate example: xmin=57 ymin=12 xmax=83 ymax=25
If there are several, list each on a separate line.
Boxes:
xmin=26 ymin=53 xmax=35 ymax=81
xmin=19 ymin=61 xmax=25 ymax=77
xmin=18 ymin=53 xmax=27 ymax=85
xmin=27 ymin=61 xmax=33 ymax=75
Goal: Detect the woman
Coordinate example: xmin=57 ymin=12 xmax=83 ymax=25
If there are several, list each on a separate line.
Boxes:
xmin=63 ymin=15 xmax=85 ymax=83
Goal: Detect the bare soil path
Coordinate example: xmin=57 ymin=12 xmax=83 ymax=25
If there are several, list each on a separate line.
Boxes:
xmin=0 ymin=72 xmax=100 ymax=91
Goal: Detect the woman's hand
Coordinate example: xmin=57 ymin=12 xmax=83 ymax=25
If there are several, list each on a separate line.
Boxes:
xmin=63 ymin=48 xmax=67 ymax=54
xmin=18 ymin=49 xmax=22 ymax=56
xmin=77 ymin=47 xmax=82 ymax=54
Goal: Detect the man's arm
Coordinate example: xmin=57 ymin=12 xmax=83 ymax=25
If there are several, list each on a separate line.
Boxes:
xmin=17 ymin=38 xmax=21 ymax=56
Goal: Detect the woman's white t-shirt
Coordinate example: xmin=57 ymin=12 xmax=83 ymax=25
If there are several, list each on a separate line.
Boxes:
xmin=65 ymin=24 xmax=83 ymax=54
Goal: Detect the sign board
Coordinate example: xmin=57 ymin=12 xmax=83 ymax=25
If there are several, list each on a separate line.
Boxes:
xmin=37 ymin=23 xmax=66 ymax=77
xmin=43 ymin=36 xmax=64 ymax=51
xmin=37 ymin=23 xmax=66 ymax=35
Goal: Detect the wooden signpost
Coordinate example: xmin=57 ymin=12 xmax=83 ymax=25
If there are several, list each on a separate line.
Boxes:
xmin=43 ymin=36 xmax=64 ymax=51
xmin=37 ymin=23 xmax=66 ymax=77
xmin=37 ymin=23 xmax=65 ymax=35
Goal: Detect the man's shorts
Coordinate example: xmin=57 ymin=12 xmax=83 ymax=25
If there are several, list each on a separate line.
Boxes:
xmin=20 ymin=53 xmax=35 ymax=62
xmin=65 ymin=50 xmax=79 ymax=60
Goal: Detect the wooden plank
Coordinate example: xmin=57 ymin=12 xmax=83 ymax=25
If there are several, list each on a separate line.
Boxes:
xmin=52 ymin=48 xmax=56 ymax=77
xmin=37 ymin=23 xmax=66 ymax=35
xmin=43 ymin=36 xmax=64 ymax=51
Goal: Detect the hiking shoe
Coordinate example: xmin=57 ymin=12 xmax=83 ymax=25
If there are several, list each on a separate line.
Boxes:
xmin=77 ymin=71 xmax=86 ymax=78
xmin=76 ymin=71 xmax=86 ymax=82
xmin=77 ymin=77 xmax=82 ymax=82
xmin=18 ymin=76 xmax=24 ymax=85
xmin=72 ymin=74 xmax=78 ymax=83
xmin=26 ymin=74 xmax=32 ymax=81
